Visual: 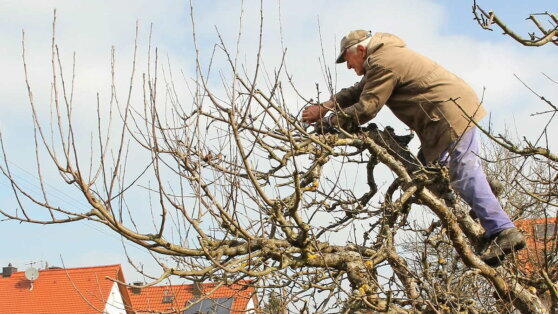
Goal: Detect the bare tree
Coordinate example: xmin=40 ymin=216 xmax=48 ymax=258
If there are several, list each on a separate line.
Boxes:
xmin=473 ymin=0 xmax=558 ymax=47
xmin=1 ymin=5 xmax=556 ymax=314
xmin=395 ymin=134 xmax=557 ymax=313
xmin=404 ymin=4 xmax=558 ymax=311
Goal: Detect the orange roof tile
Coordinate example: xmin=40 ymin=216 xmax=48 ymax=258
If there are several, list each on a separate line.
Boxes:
xmin=0 ymin=264 xmax=132 ymax=314
xmin=128 ymin=281 xmax=257 ymax=313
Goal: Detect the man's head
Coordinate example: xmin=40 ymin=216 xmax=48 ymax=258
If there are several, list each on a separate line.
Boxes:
xmin=336 ymin=30 xmax=371 ymax=76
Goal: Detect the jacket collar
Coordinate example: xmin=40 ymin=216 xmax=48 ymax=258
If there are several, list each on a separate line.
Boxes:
xmin=366 ymin=32 xmax=406 ymax=56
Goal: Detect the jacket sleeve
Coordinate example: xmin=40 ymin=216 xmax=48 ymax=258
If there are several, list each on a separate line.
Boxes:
xmin=338 ymin=64 xmax=398 ymax=128
xmin=332 ymin=80 xmax=364 ymax=108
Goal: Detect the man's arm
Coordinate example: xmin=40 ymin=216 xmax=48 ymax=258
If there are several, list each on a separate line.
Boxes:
xmin=301 ymin=81 xmax=363 ymax=123
xmin=333 ymin=80 xmax=365 ymax=108
xmin=334 ymin=64 xmax=398 ymax=129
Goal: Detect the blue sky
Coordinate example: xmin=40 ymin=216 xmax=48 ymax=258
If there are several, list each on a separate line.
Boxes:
xmin=0 ymin=0 xmax=556 ymax=284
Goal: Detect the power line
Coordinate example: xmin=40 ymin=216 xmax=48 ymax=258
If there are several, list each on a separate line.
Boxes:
xmin=0 ymin=160 xmax=153 ymax=256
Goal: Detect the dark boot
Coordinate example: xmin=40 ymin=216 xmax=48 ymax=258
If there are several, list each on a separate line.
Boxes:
xmin=481 ymin=228 xmax=526 ymax=267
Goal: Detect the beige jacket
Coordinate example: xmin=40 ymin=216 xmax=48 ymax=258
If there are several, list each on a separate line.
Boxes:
xmin=333 ymin=32 xmax=486 ymax=162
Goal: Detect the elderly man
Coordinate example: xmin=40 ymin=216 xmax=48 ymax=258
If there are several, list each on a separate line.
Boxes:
xmin=302 ymin=30 xmax=525 ymax=266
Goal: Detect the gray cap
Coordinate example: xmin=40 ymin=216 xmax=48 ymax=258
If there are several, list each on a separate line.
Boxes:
xmin=335 ymin=29 xmax=372 ymax=64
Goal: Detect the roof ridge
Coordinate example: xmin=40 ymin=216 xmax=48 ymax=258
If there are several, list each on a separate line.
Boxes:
xmin=39 ymin=264 xmax=122 ymax=272
xmin=4 ymin=264 xmax=122 ymax=275
xmin=130 ymin=280 xmax=252 ymax=289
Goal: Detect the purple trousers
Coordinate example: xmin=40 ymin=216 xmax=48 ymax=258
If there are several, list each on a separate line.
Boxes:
xmin=439 ymin=127 xmax=515 ymax=238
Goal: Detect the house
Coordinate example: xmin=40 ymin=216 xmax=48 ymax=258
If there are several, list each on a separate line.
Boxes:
xmin=0 ymin=262 xmax=258 ymax=314
xmin=515 ymin=217 xmax=558 ymax=274
xmin=128 ymin=281 xmax=258 ymax=314
xmin=509 ymin=217 xmax=558 ymax=312
xmin=0 ymin=264 xmax=132 ymax=314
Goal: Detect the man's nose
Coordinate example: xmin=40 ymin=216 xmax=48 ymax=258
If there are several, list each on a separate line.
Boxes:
xmin=346 ymin=62 xmax=351 ymax=69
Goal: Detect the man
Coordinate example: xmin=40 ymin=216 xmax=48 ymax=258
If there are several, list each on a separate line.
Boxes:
xmin=302 ymin=30 xmax=525 ymax=266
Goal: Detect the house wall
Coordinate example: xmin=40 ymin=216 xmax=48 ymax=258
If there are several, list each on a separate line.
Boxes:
xmin=246 ymin=296 xmax=256 ymax=314
xmin=104 ymin=282 xmax=128 ymax=314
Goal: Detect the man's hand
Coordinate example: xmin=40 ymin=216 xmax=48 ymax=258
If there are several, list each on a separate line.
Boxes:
xmin=301 ymin=100 xmax=334 ymax=123
xmin=302 ymin=105 xmax=327 ymax=123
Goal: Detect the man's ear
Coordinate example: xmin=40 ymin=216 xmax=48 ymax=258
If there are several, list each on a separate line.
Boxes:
xmin=357 ymin=44 xmax=366 ymax=55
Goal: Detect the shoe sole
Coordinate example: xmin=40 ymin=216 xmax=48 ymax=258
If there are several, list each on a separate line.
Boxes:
xmin=482 ymin=241 xmax=526 ymax=267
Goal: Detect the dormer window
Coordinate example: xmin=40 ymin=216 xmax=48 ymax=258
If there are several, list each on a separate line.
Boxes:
xmin=534 ymin=223 xmax=557 ymax=240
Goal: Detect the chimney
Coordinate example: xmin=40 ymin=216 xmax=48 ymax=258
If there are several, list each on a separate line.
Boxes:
xmin=2 ymin=263 xmax=17 ymax=278
xmin=131 ymin=281 xmax=142 ymax=294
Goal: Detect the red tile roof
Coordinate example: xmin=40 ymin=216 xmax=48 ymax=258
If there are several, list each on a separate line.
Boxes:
xmin=128 ymin=281 xmax=257 ymax=313
xmin=0 ymin=264 xmax=132 ymax=314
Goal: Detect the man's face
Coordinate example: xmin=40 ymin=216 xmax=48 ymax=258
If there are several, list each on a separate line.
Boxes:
xmin=344 ymin=45 xmax=366 ymax=76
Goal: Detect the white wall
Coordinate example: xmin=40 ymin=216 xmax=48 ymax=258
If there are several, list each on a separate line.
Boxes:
xmin=246 ymin=296 xmax=256 ymax=314
xmin=103 ymin=282 xmax=127 ymax=314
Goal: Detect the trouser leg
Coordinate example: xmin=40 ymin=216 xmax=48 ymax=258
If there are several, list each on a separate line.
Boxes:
xmin=444 ymin=127 xmax=515 ymax=238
